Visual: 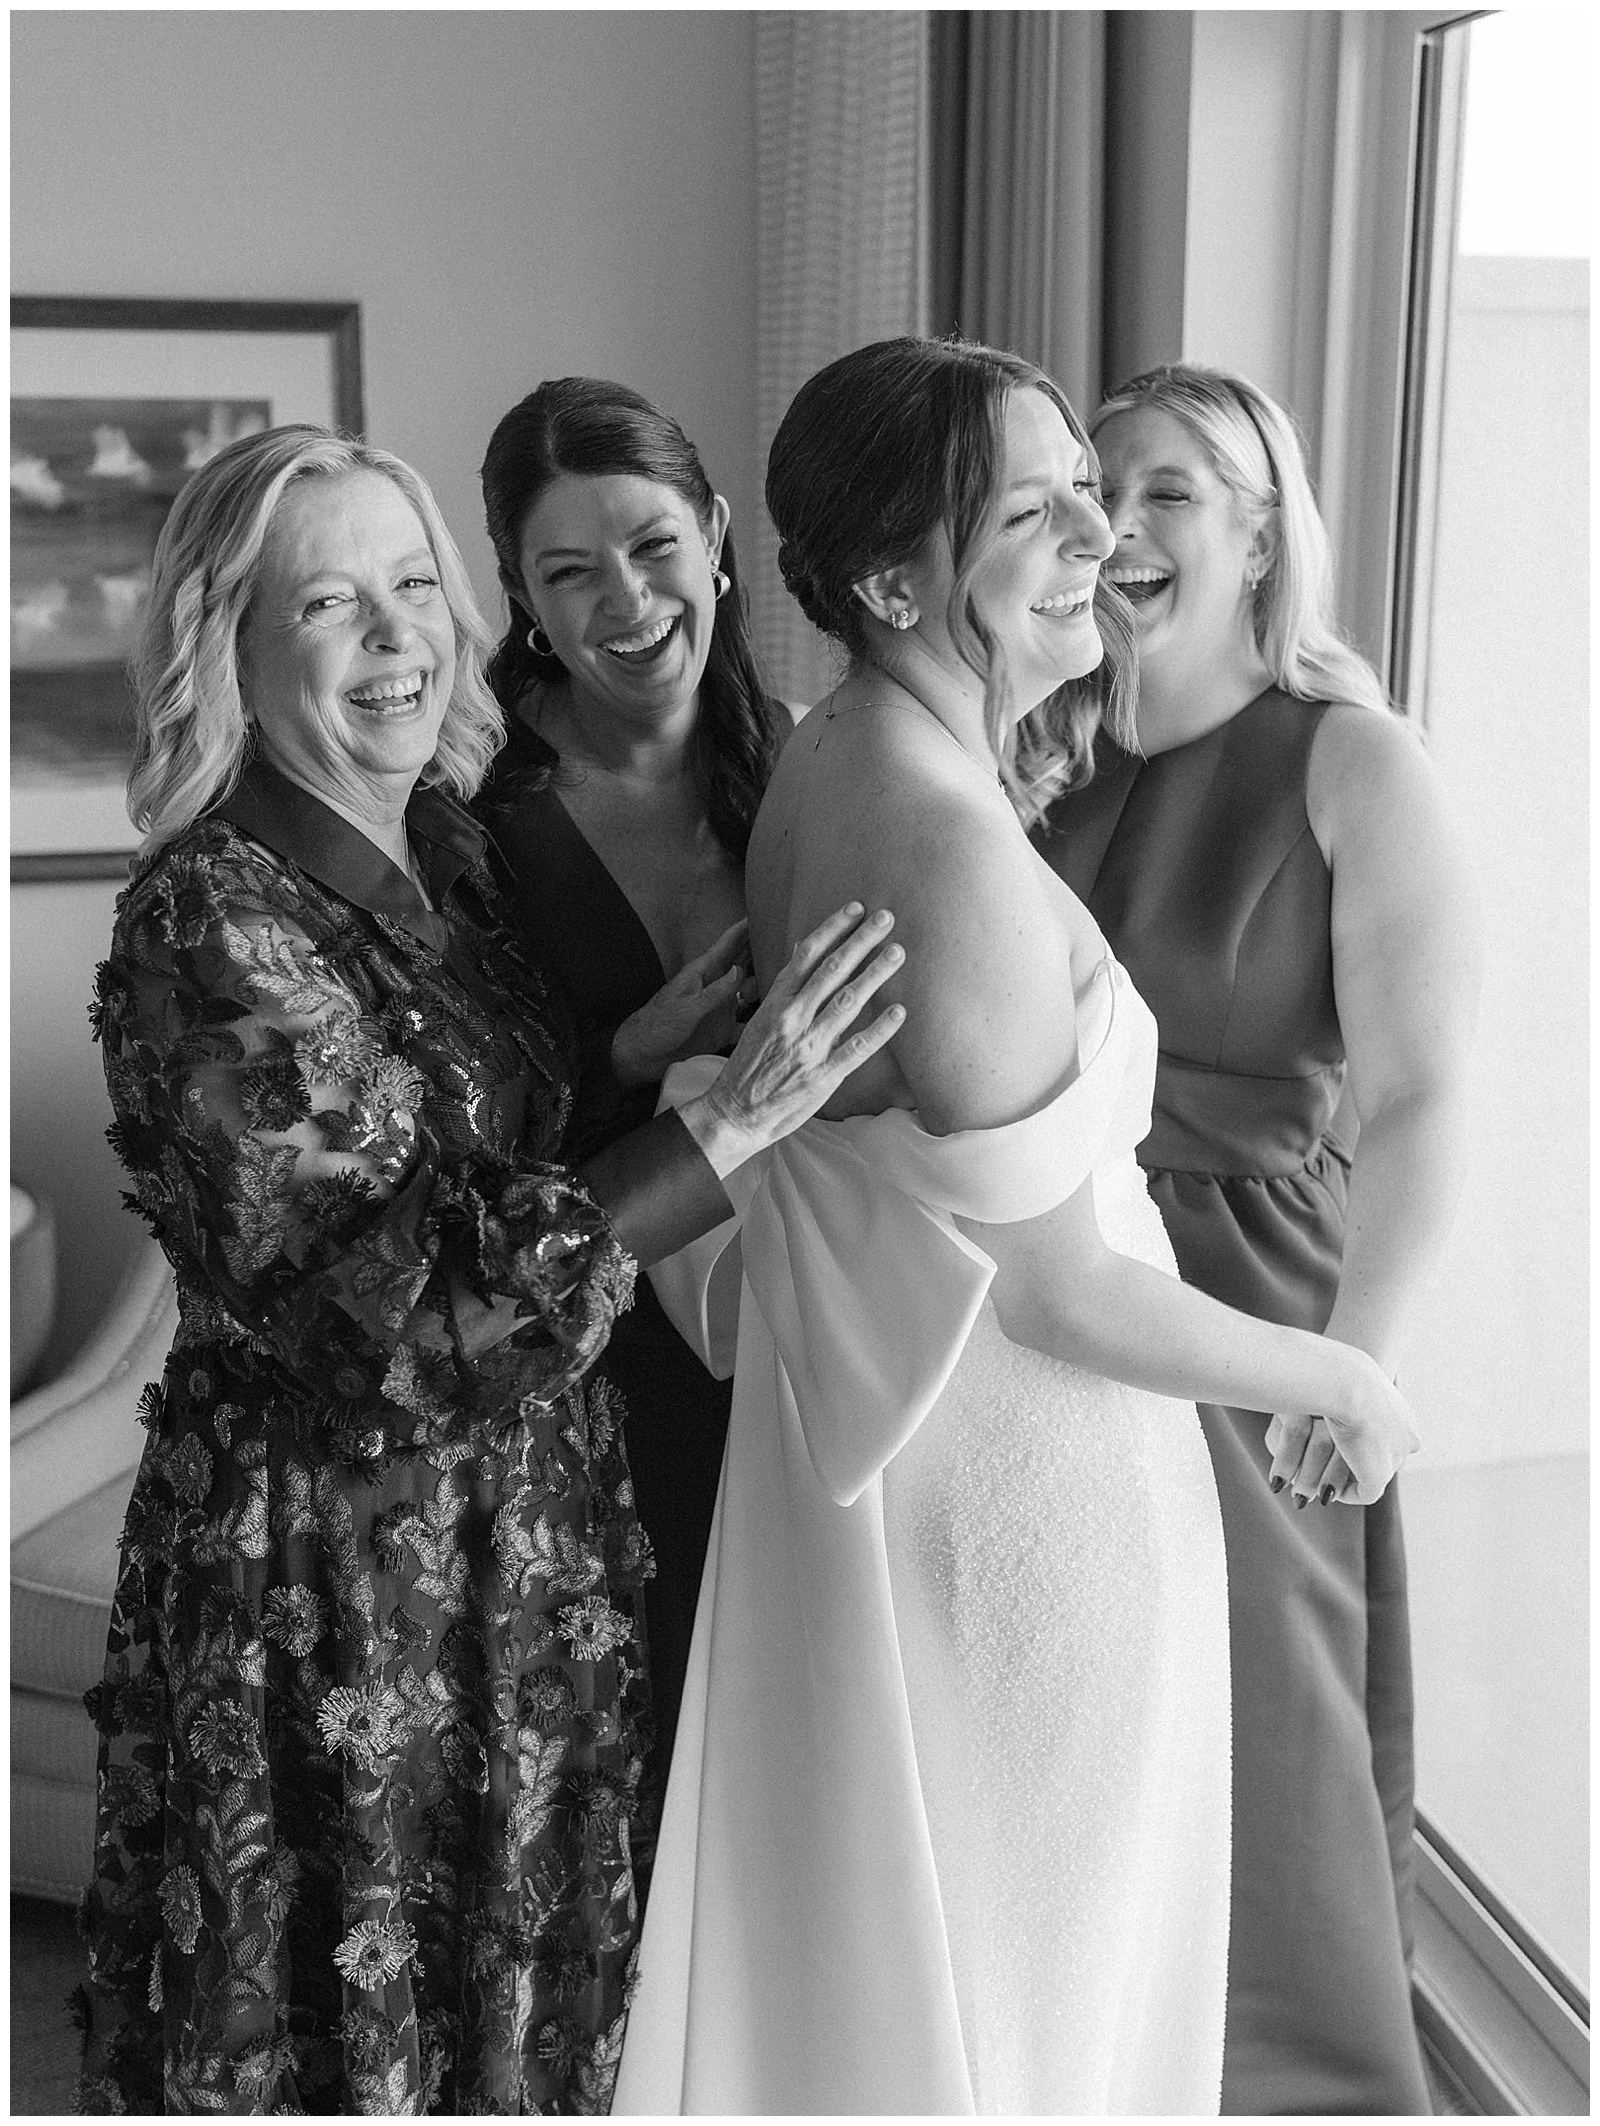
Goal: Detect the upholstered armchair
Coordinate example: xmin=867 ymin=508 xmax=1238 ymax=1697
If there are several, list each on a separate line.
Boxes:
xmin=11 ymin=1239 xmax=175 ymax=1901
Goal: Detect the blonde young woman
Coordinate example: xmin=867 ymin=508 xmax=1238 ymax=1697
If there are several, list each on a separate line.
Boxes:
xmin=1036 ymin=364 xmax=1481 ymax=2114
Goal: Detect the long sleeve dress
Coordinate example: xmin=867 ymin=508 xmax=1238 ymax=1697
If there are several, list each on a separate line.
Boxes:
xmin=77 ymin=762 xmax=657 ymax=2116
xmin=1034 ymin=689 xmax=1431 ymax=2116
xmin=475 ymin=724 xmax=732 ymax=1789
xmin=613 ymin=944 xmax=1231 ymax=2116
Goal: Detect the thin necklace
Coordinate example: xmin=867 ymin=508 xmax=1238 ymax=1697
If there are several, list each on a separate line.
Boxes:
xmin=823 ymin=692 xmax=1004 ymax=785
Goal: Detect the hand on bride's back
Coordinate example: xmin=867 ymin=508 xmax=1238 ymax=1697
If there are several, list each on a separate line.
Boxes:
xmin=676 ymin=902 xmax=906 ymax=1176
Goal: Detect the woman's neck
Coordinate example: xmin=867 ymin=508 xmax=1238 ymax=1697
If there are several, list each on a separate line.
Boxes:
xmin=843 ymin=641 xmax=1000 ymax=774
xmin=264 ymin=755 xmax=412 ymax=871
xmin=1134 ymin=642 xmax=1274 ymax=756
xmin=532 ymin=677 xmax=700 ymax=785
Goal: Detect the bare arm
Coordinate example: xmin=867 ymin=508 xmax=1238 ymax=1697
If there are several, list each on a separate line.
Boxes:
xmin=959 ymin=1185 xmax=1411 ymax=1498
xmin=1313 ymin=706 xmax=1483 ymax=1366
xmin=1267 ymin=706 xmax=1483 ymax=1497
xmin=829 ymin=731 xmax=1419 ymax=1500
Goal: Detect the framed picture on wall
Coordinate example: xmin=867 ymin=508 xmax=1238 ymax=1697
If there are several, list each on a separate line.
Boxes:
xmin=10 ymin=296 xmax=364 ymax=881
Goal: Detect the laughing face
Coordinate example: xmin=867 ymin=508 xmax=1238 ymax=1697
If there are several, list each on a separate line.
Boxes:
xmin=1091 ymin=404 xmax=1262 ymax=687
xmin=242 ymin=469 xmax=456 ymax=814
xmin=517 ymin=472 xmax=729 ymax=730
xmin=907 ymin=388 xmax=1114 ymax=717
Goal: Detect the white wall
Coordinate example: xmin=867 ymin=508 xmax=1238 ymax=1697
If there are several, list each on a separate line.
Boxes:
xmin=1183 ymin=9 xmax=1334 ymax=442
xmin=10 ymin=9 xmax=759 ymax=1372
xmin=1398 ymin=256 xmax=1590 ymax=1466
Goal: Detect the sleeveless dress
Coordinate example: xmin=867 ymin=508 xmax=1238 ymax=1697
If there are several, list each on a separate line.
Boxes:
xmin=1034 ymin=688 xmax=1431 ymax=2116
xmin=612 ymin=945 xmax=1231 ymax=2115
xmin=475 ymin=725 xmax=733 ymax=1793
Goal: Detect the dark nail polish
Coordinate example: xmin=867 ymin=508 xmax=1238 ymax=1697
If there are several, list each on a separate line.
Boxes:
xmin=1269 ymin=1476 xmax=1286 ymax=1495
xmin=1319 ymin=1484 xmax=1335 ymax=1505
xmin=1295 ymin=1493 xmax=1311 ymax=1510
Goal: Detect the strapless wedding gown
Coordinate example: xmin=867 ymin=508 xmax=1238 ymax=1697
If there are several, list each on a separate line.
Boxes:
xmin=614 ymin=952 xmax=1230 ymax=2116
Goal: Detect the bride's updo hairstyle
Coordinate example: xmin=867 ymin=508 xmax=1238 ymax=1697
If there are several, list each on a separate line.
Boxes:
xmin=766 ymin=336 xmax=1137 ymax=821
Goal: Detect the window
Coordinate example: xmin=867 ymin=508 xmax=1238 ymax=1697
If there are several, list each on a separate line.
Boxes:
xmin=1390 ymin=0 xmax=1590 ymax=2069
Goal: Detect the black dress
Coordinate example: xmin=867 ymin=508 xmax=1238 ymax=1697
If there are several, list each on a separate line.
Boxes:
xmin=1035 ymin=690 xmax=1430 ymax=2116
xmin=476 ymin=724 xmax=733 ymax=1789
xmin=79 ymin=763 xmax=655 ymax=2115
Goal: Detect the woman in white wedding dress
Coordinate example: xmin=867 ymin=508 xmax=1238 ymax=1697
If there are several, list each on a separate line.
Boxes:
xmin=612 ymin=339 xmax=1418 ymax=2117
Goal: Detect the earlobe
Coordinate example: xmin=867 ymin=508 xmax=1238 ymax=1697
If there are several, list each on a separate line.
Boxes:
xmin=706 ymin=493 xmax=732 ymax=568
xmin=1247 ymin=511 xmax=1281 ymax=586
xmin=852 ymin=570 xmax=913 ymax=626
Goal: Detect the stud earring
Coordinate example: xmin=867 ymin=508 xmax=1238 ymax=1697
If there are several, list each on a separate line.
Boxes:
xmin=527 ymin=621 xmax=554 ymax=656
xmin=890 ymin=608 xmax=917 ymax=632
xmin=711 ymin=568 xmax=731 ymax=600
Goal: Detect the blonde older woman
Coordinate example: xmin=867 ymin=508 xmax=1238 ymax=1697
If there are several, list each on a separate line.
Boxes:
xmin=75 ymin=424 xmax=902 ymax=2115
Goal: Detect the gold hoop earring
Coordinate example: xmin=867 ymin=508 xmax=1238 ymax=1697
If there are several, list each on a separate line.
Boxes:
xmin=527 ymin=621 xmax=554 ymax=656
xmin=711 ymin=568 xmax=731 ymax=601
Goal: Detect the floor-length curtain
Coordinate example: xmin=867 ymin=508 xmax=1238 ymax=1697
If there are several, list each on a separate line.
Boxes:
xmin=929 ymin=12 xmax=1106 ymax=418
xmin=754 ymin=11 xmax=929 ymax=706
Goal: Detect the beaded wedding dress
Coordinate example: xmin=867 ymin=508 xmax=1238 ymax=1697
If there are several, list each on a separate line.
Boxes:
xmin=614 ymin=949 xmax=1231 ymax=2116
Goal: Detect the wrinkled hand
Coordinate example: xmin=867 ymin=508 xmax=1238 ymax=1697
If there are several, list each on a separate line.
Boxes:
xmin=678 ymin=902 xmax=905 ymax=1178
xmin=1266 ymin=1351 xmax=1419 ymax=1506
xmin=612 ymin=918 xmax=755 ymax=1088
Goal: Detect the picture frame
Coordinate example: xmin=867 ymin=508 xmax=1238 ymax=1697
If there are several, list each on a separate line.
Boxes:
xmin=10 ymin=296 xmax=364 ymax=881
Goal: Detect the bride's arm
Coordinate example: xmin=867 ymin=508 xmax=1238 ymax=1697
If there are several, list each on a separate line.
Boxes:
xmin=771 ymin=724 xmax=1414 ymax=1499
xmin=843 ymin=766 xmax=1415 ymax=1503
xmin=960 ymin=1189 xmax=1412 ymax=1501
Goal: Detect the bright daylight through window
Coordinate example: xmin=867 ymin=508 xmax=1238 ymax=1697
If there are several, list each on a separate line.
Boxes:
xmin=1399 ymin=4 xmax=1590 ymax=1992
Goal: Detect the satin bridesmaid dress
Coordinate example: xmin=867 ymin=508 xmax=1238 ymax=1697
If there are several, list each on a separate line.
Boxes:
xmin=1035 ymin=686 xmax=1432 ymax=2116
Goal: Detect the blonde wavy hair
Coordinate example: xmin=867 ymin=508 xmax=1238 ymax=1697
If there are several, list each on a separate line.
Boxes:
xmin=128 ymin=424 xmax=504 ymax=852
xmin=1092 ymin=364 xmax=1390 ymax=715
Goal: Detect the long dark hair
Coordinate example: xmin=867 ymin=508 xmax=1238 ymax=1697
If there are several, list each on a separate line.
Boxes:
xmin=481 ymin=377 xmax=786 ymax=861
xmin=766 ymin=336 xmax=1137 ymax=820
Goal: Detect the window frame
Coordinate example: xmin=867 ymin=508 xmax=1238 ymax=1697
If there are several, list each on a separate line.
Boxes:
xmin=1325 ymin=7 xmax=1593 ymax=2090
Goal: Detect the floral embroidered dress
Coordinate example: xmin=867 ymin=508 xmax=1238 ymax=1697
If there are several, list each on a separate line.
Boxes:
xmin=77 ymin=761 xmax=651 ymax=2116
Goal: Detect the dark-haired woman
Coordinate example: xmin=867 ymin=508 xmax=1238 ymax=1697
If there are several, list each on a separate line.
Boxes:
xmin=474 ymin=379 xmax=789 ymax=1785
xmin=613 ymin=337 xmax=1419 ymax=2115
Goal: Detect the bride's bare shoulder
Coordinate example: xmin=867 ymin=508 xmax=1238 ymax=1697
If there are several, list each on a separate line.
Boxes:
xmin=760 ymin=696 xmax=995 ymax=843
xmin=752 ymin=702 xmax=1082 ymax=1133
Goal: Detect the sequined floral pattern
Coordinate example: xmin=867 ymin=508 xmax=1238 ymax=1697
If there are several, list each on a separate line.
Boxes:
xmin=76 ymin=798 xmax=651 ymax=2115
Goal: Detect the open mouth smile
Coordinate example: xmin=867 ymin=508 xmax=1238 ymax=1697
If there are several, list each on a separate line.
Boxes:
xmin=1030 ymin=585 xmax=1095 ymax=619
xmin=1104 ymin=565 xmax=1173 ymax=607
xmin=600 ymin=614 xmax=680 ymax=662
xmin=346 ymin=674 xmax=428 ymax=711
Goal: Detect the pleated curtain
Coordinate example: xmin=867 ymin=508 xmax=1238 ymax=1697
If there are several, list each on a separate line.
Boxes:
xmin=753 ymin=11 xmax=929 ymax=707
xmin=930 ymin=12 xmax=1107 ymax=419
xmin=752 ymin=11 xmax=1108 ymax=705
